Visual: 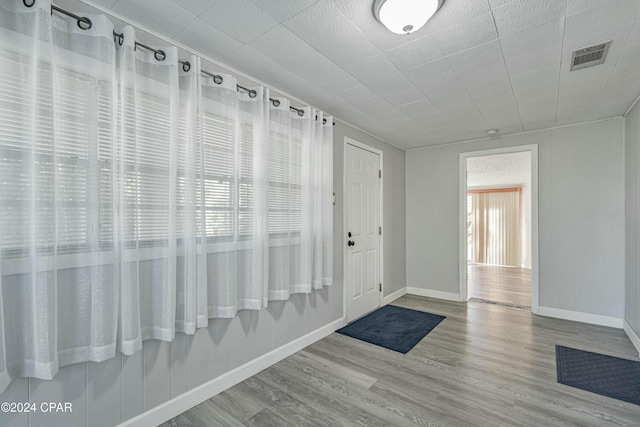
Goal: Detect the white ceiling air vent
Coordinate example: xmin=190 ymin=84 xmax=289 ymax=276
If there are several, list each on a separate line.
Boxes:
xmin=570 ymin=41 xmax=611 ymax=71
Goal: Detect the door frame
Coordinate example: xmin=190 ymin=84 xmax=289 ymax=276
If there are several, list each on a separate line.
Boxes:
xmin=343 ymin=137 xmax=384 ymax=321
xmin=458 ymin=144 xmax=539 ymax=314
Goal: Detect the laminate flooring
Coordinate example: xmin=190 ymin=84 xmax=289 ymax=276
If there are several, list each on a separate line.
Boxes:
xmin=468 ymin=263 xmax=531 ymax=308
xmin=160 ymin=295 xmax=640 ymax=427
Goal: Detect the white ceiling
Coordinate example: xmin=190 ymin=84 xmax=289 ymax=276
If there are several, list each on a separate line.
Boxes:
xmin=467 ymin=151 xmax=531 ymax=187
xmin=82 ymin=0 xmax=640 ymax=149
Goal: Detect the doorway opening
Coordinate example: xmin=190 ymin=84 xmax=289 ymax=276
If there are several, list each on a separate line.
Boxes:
xmin=459 ymin=146 xmax=539 ymax=313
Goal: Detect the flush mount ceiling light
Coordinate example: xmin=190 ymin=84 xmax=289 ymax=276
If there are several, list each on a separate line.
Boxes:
xmin=373 ymin=0 xmax=444 ymax=35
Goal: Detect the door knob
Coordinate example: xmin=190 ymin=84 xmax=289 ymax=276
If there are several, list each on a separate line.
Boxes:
xmin=348 ymin=240 xmax=355 ymax=247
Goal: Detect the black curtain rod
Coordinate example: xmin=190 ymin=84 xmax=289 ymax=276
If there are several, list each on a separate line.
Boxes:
xmin=36 ymin=1 xmax=335 ymax=123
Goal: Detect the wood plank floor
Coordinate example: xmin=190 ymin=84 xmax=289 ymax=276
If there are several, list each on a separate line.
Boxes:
xmin=468 ymin=263 xmax=531 ymax=308
xmin=160 ymin=295 xmax=640 ymax=427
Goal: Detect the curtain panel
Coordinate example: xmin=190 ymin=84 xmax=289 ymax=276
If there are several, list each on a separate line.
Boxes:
xmin=469 ymin=190 xmax=521 ymax=267
xmin=0 ymin=0 xmax=333 ymax=394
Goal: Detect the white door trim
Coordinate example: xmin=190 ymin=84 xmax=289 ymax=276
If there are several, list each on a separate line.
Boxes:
xmin=343 ymin=137 xmax=384 ymax=320
xmin=458 ymin=144 xmax=539 ymax=314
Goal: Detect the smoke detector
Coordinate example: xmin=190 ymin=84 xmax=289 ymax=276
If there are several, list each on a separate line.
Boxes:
xmin=570 ymin=41 xmax=611 ymax=71
xmin=486 ymin=129 xmax=500 ymax=139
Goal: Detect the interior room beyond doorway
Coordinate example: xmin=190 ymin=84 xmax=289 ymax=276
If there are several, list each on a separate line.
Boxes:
xmin=466 ymin=151 xmax=532 ymax=309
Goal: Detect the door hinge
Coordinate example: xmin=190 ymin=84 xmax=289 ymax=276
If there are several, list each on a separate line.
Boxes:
xmin=379 ymin=226 xmax=382 ymax=235
xmin=379 ymin=283 xmax=382 ymax=292
xmin=379 ymin=169 xmax=382 ymax=179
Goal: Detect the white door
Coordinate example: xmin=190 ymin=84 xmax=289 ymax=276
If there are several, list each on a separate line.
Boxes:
xmin=345 ymin=142 xmax=381 ymax=322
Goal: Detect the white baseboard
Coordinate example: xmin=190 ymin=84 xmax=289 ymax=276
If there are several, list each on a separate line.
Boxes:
xmin=407 ymin=287 xmax=461 ymax=302
xmin=537 ymin=306 xmax=623 ymax=328
xmin=382 ymin=287 xmax=407 ymax=305
xmin=120 ymin=317 xmax=345 ymax=427
xmin=623 ymin=320 xmax=640 ymax=358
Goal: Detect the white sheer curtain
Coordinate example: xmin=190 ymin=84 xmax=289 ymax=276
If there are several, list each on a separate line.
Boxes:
xmin=267 ymin=100 xmax=333 ymax=299
xmin=469 ymin=190 xmax=521 ymax=266
xmin=0 ymin=0 xmax=119 ymax=389
xmin=200 ymin=74 xmax=269 ymax=318
xmin=0 ymin=0 xmax=333 ymax=394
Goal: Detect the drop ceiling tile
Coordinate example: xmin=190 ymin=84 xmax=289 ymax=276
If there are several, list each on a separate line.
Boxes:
xmin=168 ymin=0 xmax=219 ymax=16
xmin=438 ymin=104 xmax=486 ymax=122
xmin=370 ymin=72 xmax=416 ymax=95
xmin=427 ymin=0 xmax=491 ymax=30
xmin=284 ymin=50 xmax=347 ymax=84
xmin=489 ymin=0 xmax=519 ymax=8
xmin=504 ymin=44 xmax=562 ymax=75
xmin=467 ymin=79 xmax=513 ymax=101
xmin=423 ymin=125 xmax=467 ymax=142
xmin=517 ymin=94 xmax=559 ymax=111
xmin=566 ymin=0 xmax=612 ymax=16
xmin=314 ymin=69 xmax=361 ymax=95
xmin=523 ymin=119 xmax=558 ymax=132
xmin=556 ymin=105 xmax=597 ymax=125
xmin=457 ymin=62 xmax=510 ymax=88
xmin=557 ymin=88 xmax=601 ymax=109
xmin=337 ymin=84 xmax=379 ymax=104
xmin=201 ymin=0 xmax=278 ymax=43
xmin=249 ymin=0 xmax=320 ymax=22
xmin=421 ymin=79 xmax=471 ymax=106
xmin=174 ymin=18 xmax=243 ymax=61
xmin=477 ymin=93 xmax=519 ymax=111
xmin=558 ymin=65 xmax=612 ymax=92
xmin=398 ymin=98 xmax=440 ymax=116
xmin=249 ymin=25 xmax=317 ymax=71
xmin=510 ymin=65 xmax=560 ymax=97
xmin=300 ymin=89 xmax=345 ymax=111
xmin=111 ymin=0 xmax=197 ymax=37
xmin=493 ymin=0 xmax=567 ymax=37
xmin=567 ymin=0 xmax=640 ymax=19
xmin=414 ymin=114 xmax=453 ymax=129
xmin=596 ymin=96 xmax=636 ymax=117
xmin=283 ymin=0 xmax=380 ymax=67
xmin=383 ymin=87 xmax=426 ymax=107
xmin=499 ymin=18 xmax=565 ymax=58
xmin=225 ymin=45 xmax=291 ymax=82
xmin=345 ymin=54 xmax=400 ymax=85
xmin=431 ymin=12 xmax=498 ymax=56
xmin=403 ymin=58 xmax=456 ymax=87
xmin=446 ymin=40 xmax=504 ymax=74
xmin=519 ymin=105 xmax=558 ymax=121
xmin=384 ymin=34 xmax=444 ymax=70
xmin=564 ymin=7 xmax=636 ymax=43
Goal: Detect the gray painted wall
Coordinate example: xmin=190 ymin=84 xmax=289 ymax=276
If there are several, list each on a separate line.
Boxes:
xmin=626 ymin=102 xmax=640 ymax=338
xmin=333 ymin=122 xmax=407 ymax=298
xmin=406 ymin=118 xmax=626 ymax=318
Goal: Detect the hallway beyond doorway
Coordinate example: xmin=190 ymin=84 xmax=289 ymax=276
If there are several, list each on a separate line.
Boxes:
xmin=468 ymin=263 xmax=531 ymax=309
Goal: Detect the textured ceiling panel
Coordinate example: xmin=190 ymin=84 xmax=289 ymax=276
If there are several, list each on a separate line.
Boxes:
xmin=84 ymin=0 xmax=640 ymax=149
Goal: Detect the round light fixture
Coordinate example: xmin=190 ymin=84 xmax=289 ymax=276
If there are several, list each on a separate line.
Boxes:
xmin=373 ymin=0 xmax=444 ymax=35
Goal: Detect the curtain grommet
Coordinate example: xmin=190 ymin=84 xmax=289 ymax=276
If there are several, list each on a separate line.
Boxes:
xmin=272 ymin=99 xmax=280 ymax=107
xmin=23 ymin=0 xmax=35 ymax=7
xmin=77 ymin=17 xmax=92 ymax=30
xmin=155 ymin=50 xmax=166 ymax=61
xmin=182 ymin=61 xmax=191 ymax=72
xmin=249 ymin=89 xmax=257 ymax=98
xmin=213 ymin=75 xmax=223 ymax=85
